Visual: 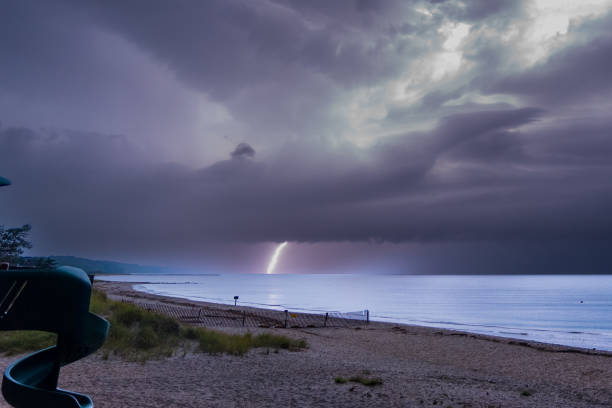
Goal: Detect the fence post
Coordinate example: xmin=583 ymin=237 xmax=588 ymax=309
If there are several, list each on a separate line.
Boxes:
xmin=284 ymin=310 xmax=288 ymax=328
xmin=366 ymin=309 xmax=369 ymax=325
xmin=242 ymin=310 xmax=246 ymax=327
xmin=324 ymin=312 xmax=328 ymax=327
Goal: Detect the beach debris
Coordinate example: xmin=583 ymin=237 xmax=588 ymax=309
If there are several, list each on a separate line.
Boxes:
xmin=334 ymin=375 xmax=383 ymax=387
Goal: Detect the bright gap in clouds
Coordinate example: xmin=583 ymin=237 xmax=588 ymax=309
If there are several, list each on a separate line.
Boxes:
xmin=526 ymin=0 xmax=612 ymax=62
xmin=432 ymin=22 xmax=471 ymax=81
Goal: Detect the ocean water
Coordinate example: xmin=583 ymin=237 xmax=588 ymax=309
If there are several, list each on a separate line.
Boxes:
xmin=99 ymin=274 xmax=612 ymax=351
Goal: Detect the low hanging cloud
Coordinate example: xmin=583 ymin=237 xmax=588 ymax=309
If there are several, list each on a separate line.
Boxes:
xmin=3 ymin=104 xmax=612 ymax=256
xmin=230 ymin=143 xmax=256 ymax=159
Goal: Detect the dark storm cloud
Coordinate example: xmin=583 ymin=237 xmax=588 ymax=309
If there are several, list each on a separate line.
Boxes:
xmin=3 ymin=104 xmax=612 ymax=262
xmin=0 ymin=0 xmax=227 ymax=164
xmin=50 ymin=0 xmax=445 ymax=142
xmin=66 ymin=0 xmax=428 ymax=95
xmin=280 ymin=241 xmax=612 ymax=274
xmin=2 ymin=0 xmax=612 ymax=272
xmin=230 ymin=143 xmax=256 ymax=159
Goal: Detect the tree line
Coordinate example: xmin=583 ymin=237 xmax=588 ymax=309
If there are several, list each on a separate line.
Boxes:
xmin=0 ymin=224 xmax=56 ymax=268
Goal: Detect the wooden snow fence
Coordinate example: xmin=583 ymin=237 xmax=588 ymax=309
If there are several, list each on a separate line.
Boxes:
xmin=110 ymin=295 xmax=370 ymax=329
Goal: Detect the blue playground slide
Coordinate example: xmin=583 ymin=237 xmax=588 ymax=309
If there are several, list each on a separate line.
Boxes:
xmin=1 ymin=177 xmax=109 ymax=407
xmin=0 ymin=267 xmax=109 ymax=407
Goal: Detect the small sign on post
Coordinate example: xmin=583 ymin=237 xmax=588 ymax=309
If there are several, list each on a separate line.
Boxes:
xmin=234 ymin=296 xmax=239 ymax=306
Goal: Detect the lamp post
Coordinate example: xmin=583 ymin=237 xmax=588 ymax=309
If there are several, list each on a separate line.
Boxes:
xmin=234 ymin=295 xmax=239 ymax=306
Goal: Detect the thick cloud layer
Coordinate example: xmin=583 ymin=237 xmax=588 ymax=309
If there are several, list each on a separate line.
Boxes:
xmin=1 ymin=0 xmax=612 ymax=272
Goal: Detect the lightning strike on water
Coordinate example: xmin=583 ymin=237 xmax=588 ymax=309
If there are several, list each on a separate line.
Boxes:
xmin=266 ymin=242 xmax=288 ymax=274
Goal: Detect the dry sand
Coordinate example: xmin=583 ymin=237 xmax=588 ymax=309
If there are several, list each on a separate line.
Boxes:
xmin=1 ymin=282 xmax=611 ymax=407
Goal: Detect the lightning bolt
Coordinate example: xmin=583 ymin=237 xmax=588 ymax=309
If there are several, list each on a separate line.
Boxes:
xmin=266 ymin=242 xmax=288 ymax=274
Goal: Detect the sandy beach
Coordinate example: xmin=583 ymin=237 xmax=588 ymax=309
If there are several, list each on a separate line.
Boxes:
xmin=1 ymin=282 xmax=611 ymax=408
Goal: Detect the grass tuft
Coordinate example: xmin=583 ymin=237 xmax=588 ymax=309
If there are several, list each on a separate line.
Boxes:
xmin=252 ymin=333 xmax=307 ymax=351
xmin=0 ymin=331 xmax=56 ymax=356
xmin=348 ymin=376 xmax=383 ymax=386
xmin=189 ymin=328 xmax=307 ymax=356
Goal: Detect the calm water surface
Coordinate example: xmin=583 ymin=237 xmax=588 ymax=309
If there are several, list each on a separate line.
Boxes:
xmin=100 ymin=274 xmax=612 ymax=351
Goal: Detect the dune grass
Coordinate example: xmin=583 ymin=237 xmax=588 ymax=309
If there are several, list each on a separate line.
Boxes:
xmin=0 ymin=289 xmax=307 ymax=361
xmin=0 ymin=331 xmax=57 ymax=356
xmin=92 ymin=290 xmax=182 ymax=360
xmin=182 ymin=327 xmax=307 ymax=356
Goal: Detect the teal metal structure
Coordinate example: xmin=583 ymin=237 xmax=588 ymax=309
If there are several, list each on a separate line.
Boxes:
xmin=0 ymin=177 xmax=109 ymax=407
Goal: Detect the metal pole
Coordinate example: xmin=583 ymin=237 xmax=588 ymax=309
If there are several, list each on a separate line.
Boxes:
xmin=284 ymin=310 xmax=288 ymax=328
xmin=366 ymin=309 xmax=369 ymax=325
xmin=324 ymin=312 xmax=328 ymax=327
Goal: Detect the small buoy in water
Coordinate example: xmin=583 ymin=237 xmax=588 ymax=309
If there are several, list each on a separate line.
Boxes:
xmin=580 ymin=300 xmax=584 ymax=303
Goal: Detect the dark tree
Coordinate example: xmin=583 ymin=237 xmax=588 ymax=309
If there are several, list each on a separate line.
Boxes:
xmin=0 ymin=224 xmax=33 ymax=263
xmin=34 ymin=257 xmax=57 ymax=269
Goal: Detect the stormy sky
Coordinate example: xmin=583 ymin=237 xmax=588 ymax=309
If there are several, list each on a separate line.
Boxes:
xmin=1 ymin=0 xmax=612 ymax=274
